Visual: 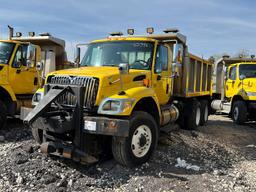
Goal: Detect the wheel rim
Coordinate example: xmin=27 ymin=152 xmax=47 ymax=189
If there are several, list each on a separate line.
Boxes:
xmin=204 ymin=105 xmax=208 ymax=122
xmin=131 ymin=125 xmax=152 ymax=158
xmin=233 ymin=106 xmax=239 ymax=121
xmin=196 ymin=107 xmax=201 ymax=126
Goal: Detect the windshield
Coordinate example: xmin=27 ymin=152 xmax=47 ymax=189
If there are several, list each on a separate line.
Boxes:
xmin=239 ymin=64 xmax=256 ymax=79
xmin=80 ymin=41 xmax=154 ymax=70
xmin=0 ymin=42 xmax=15 ymax=64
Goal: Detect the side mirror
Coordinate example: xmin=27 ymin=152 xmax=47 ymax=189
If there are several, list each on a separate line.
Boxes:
xmin=172 ymin=43 xmax=183 ymax=64
xmin=75 ymin=47 xmax=81 ymax=65
xmin=119 ymin=63 xmax=129 ymax=74
xmin=240 ymin=74 xmax=246 ymax=80
xmin=172 ymin=62 xmax=182 ymax=77
xmin=26 ymin=44 xmax=36 ymax=68
xmin=36 ymin=62 xmax=43 ymax=71
xmin=172 ymin=43 xmax=183 ymax=77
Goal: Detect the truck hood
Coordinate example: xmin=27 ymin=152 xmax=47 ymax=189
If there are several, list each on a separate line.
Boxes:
xmin=53 ymin=65 xmax=148 ymax=78
xmin=49 ymin=66 xmax=151 ymax=105
xmin=51 ymin=66 xmax=121 ymax=77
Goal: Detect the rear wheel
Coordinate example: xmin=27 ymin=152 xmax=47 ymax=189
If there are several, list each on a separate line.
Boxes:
xmin=0 ymin=100 xmax=7 ymax=129
xmin=112 ymin=111 xmax=158 ymax=167
xmin=183 ymin=100 xmax=201 ymax=130
xmin=200 ymin=100 xmax=209 ymax=126
xmin=32 ymin=128 xmax=43 ymax=144
xmin=232 ymin=101 xmax=247 ymax=124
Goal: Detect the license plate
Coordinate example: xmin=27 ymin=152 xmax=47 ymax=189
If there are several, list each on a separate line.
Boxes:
xmin=84 ymin=121 xmax=97 ymax=131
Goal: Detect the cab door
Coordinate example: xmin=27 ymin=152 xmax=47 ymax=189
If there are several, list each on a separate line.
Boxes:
xmin=153 ymin=44 xmax=172 ymax=105
xmin=8 ymin=44 xmax=39 ymax=94
xmin=225 ymin=65 xmax=238 ymax=98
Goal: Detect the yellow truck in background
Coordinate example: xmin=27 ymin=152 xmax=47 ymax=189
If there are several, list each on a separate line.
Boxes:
xmin=0 ymin=26 xmax=68 ymax=128
xmin=212 ymin=56 xmax=256 ymax=124
xmin=25 ymin=28 xmax=212 ymax=167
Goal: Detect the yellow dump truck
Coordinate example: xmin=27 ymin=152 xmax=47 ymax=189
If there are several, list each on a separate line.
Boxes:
xmin=212 ymin=56 xmax=256 ymax=124
xmin=0 ymin=26 xmax=68 ymax=128
xmin=25 ymin=28 xmax=212 ymax=166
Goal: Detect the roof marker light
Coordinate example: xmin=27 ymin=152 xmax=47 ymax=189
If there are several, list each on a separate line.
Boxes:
xmin=146 ymin=27 xmax=154 ymax=34
xmin=16 ymin=32 xmax=22 ymax=37
xmin=127 ymin=29 xmax=134 ymax=35
xmin=109 ymin=32 xmax=123 ymax=36
xmin=163 ymin=28 xmax=179 ymax=33
xmin=29 ymin=32 xmax=35 ymax=37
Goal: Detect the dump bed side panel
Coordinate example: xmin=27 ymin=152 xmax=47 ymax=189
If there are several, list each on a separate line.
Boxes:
xmin=173 ymin=53 xmax=212 ymax=98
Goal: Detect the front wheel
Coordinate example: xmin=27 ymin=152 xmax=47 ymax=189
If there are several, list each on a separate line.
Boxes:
xmin=232 ymin=101 xmax=247 ymax=124
xmin=112 ymin=111 xmax=158 ymax=167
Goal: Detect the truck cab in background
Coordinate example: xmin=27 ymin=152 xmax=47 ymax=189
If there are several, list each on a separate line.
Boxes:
xmin=0 ymin=26 xmax=70 ymax=128
xmin=11 ymin=32 xmax=68 ymax=80
xmin=212 ymin=56 xmax=256 ymax=124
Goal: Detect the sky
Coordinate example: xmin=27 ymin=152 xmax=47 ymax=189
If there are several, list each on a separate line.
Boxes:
xmin=0 ymin=0 xmax=256 ymax=61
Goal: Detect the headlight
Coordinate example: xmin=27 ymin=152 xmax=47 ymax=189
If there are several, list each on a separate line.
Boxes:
xmin=98 ymin=98 xmax=134 ymax=115
xmin=32 ymin=92 xmax=44 ymax=106
xmin=246 ymin=92 xmax=256 ymax=96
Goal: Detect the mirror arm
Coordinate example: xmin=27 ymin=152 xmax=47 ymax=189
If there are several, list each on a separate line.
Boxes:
xmin=75 ymin=47 xmax=81 ymax=67
xmin=118 ymin=63 xmax=129 ymax=95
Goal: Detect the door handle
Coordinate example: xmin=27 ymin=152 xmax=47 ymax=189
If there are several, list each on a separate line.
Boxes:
xmin=16 ymin=69 xmax=21 ymax=74
xmin=157 ymin=75 xmax=161 ymax=80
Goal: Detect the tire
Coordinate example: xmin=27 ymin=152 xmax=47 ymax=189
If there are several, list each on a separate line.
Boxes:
xmin=0 ymin=100 xmax=7 ymax=129
xmin=183 ymin=100 xmax=201 ymax=130
xmin=112 ymin=111 xmax=158 ymax=167
xmin=200 ymin=100 xmax=209 ymax=126
xmin=176 ymin=102 xmax=185 ymax=129
xmin=232 ymin=101 xmax=247 ymax=124
xmin=32 ymin=128 xmax=43 ymax=144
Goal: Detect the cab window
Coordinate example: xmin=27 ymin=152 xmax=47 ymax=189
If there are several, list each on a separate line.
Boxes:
xmin=81 ymin=41 xmax=154 ymax=70
xmin=229 ymin=66 xmax=237 ymax=80
xmin=239 ymin=64 xmax=256 ymax=79
xmin=13 ymin=45 xmax=28 ymax=68
xmin=155 ymin=45 xmax=168 ymax=73
xmin=0 ymin=42 xmax=15 ymax=64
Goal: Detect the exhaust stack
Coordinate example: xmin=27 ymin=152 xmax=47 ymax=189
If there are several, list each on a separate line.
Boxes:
xmin=8 ymin=25 xmax=14 ymax=40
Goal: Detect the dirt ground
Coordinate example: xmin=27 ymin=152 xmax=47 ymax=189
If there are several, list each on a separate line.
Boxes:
xmin=0 ymin=114 xmax=256 ymax=192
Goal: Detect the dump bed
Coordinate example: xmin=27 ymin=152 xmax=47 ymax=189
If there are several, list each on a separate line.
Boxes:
xmin=173 ymin=53 xmax=212 ymax=98
xmin=11 ymin=35 xmax=67 ymax=70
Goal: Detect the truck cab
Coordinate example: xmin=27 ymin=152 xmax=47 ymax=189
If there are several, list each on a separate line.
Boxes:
xmin=0 ymin=27 xmax=69 ymax=128
xmin=0 ymin=40 xmax=40 ymax=127
xmin=212 ymin=57 xmax=256 ymax=124
xmin=226 ymin=62 xmax=256 ymax=123
xmin=25 ymin=28 xmax=212 ymax=166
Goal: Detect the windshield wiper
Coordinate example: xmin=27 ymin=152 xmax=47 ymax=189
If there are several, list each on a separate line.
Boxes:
xmin=102 ymin=64 xmax=116 ymax=66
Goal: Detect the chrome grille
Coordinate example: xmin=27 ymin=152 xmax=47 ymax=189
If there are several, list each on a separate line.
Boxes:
xmin=48 ymin=75 xmax=99 ymax=109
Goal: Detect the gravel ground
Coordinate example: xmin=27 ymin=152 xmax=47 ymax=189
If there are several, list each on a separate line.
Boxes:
xmin=0 ymin=115 xmax=256 ymax=192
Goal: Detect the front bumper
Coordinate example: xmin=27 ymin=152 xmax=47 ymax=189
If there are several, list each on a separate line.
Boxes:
xmin=84 ymin=116 xmax=129 ymax=137
xmin=24 ymin=84 xmax=130 ymax=164
xmin=30 ymin=115 xmax=130 ymax=137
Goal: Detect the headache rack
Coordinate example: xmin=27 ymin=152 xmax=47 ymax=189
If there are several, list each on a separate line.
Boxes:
xmin=47 ymin=75 xmax=99 ymax=110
